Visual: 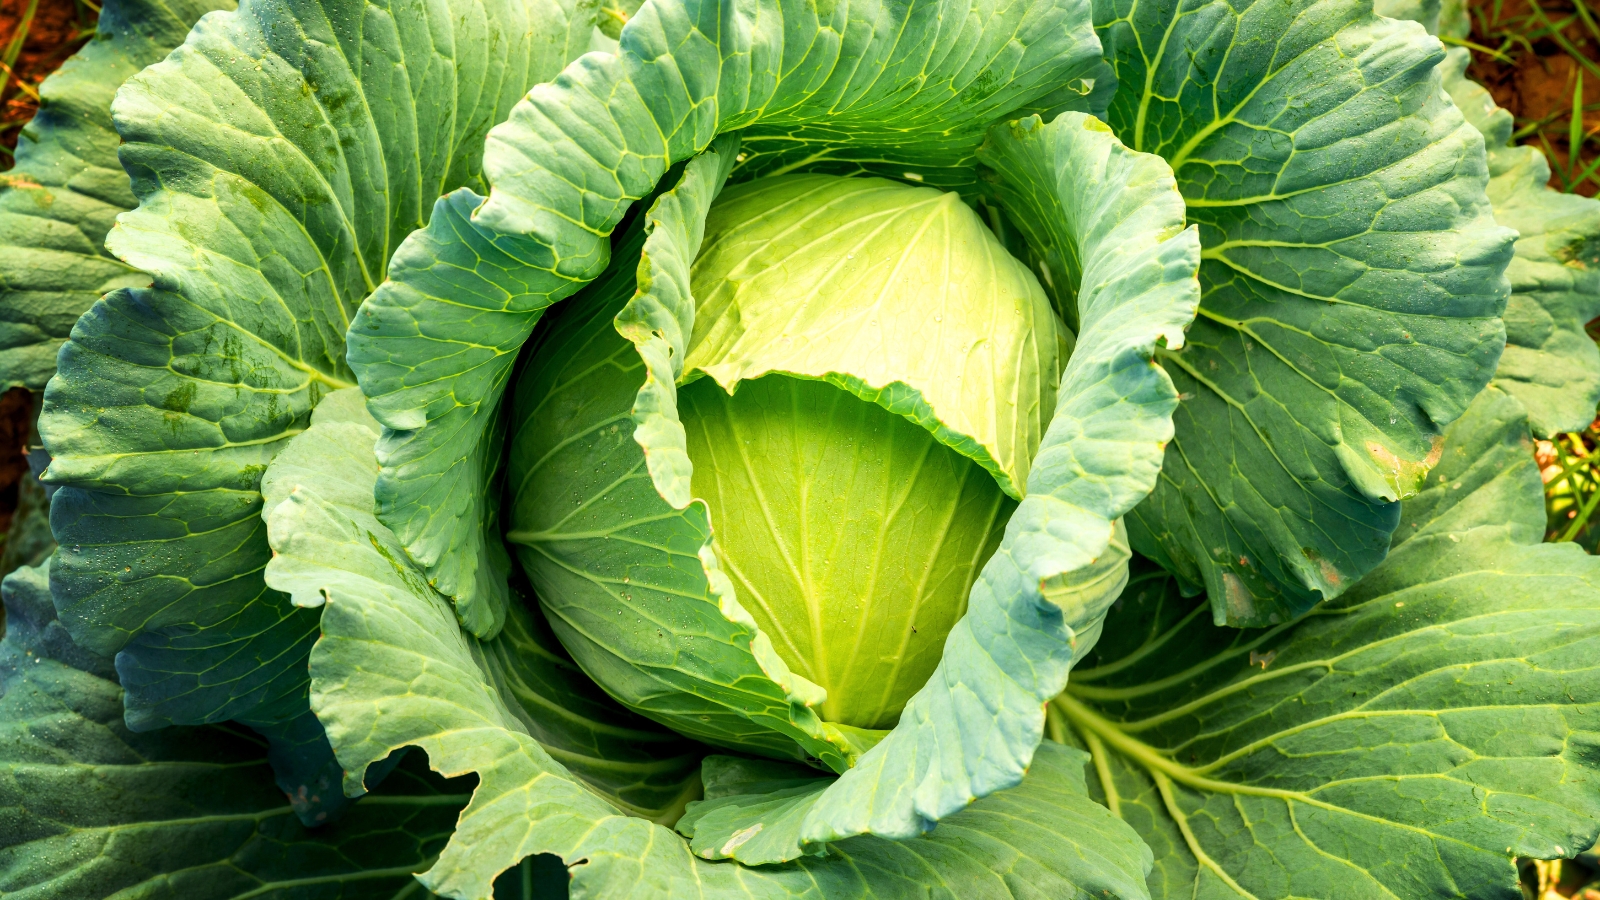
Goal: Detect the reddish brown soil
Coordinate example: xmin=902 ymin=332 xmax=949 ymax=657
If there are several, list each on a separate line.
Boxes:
xmin=1465 ymin=0 xmax=1600 ymax=196
xmin=0 ymin=0 xmax=94 ymax=167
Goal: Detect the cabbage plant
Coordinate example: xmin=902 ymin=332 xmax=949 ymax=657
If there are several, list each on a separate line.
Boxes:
xmin=3 ymin=0 xmax=1600 ymax=896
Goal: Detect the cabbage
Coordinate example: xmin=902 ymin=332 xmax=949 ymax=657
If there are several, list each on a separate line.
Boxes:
xmin=4 ymin=0 xmax=1599 ymax=896
xmin=508 ymin=174 xmax=1057 ymax=734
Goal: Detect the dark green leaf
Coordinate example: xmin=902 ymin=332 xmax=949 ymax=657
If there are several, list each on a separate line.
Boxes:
xmin=1099 ymin=0 xmax=1517 ymax=624
xmin=0 ymin=559 xmax=469 ymax=900
xmin=38 ymin=0 xmax=595 ymax=729
xmin=0 ymin=0 xmax=231 ymax=393
xmin=259 ymin=358 xmax=1156 ymax=900
xmin=1058 ymin=385 xmax=1600 ymax=899
xmin=263 ymin=387 xmax=707 ymax=824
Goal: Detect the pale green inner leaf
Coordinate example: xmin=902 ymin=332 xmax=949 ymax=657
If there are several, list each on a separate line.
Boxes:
xmin=685 ymin=174 xmax=1062 ymax=500
xmin=681 ymin=374 xmax=1013 ymax=729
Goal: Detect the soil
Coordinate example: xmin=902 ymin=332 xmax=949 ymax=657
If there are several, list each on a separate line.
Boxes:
xmin=1465 ymin=0 xmax=1600 ymax=196
xmin=0 ymin=0 xmax=94 ymax=166
xmin=0 ymin=388 xmax=31 ymax=536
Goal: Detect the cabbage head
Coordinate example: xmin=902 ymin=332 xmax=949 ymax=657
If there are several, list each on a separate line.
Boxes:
xmin=508 ymin=172 xmax=1063 ymax=733
xmin=10 ymin=0 xmax=1600 ymax=896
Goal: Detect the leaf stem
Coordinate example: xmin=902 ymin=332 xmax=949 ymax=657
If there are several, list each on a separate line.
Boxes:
xmin=1572 ymin=70 xmax=1587 ymax=184
xmin=1528 ymin=3 xmax=1600 ymax=84
xmin=1558 ymin=471 xmax=1600 ymax=542
xmin=1441 ymin=34 xmax=1516 ymax=64
xmin=1081 ymin=729 xmax=1121 ymax=818
xmin=0 ymin=58 xmax=38 ymax=102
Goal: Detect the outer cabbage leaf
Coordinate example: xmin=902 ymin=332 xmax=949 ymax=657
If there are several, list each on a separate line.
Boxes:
xmin=0 ymin=559 xmax=472 ymax=900
xmin=259 ymin=390 xmax=1155 ymax=899
xmin=674 ymin=757 xmax=833 ymax=864
xmin=1375 ymin=1 xmax=1600 ymax=437
xmin=1372 ymin=0 xmax=1440 ymax=33
xmin=348 ymin=0 xmax=1106 ymax=634
xmin=1098 ymin=0 xmax=1517 ymax=625
xmin=1438 ymin=50 xmax=1600 ymax=436
xmin=1437 ymin=0 xmax=1469 ymax=41
xmin=723 ymin=21 xmax=1115 ymax=194
xmin=0 ymin=0 xmax=232 ymax=393
xmin=264 ymin=388 xmax=707 ymax=823
xmin=1055 ymin=385 xmax=1600 ymax=899
xmin=37 ymin=0 xmax=594 ymax=731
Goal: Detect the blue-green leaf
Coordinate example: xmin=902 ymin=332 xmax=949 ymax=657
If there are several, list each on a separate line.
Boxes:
xmin=0 ymin=559 xmax=470 ymax=899
xmin=264 ymin=388 xmax=708 ymax=823
xmin=1439 ymin=50 xmax=1600 ymax=437
xmin=0 ymin=0 xmax=231 ymax=393
xmin=1374 ymin=0 xmax=1600 ymax=439
xmin=38 ymin=0 xmax=595 ymax=730
xmin=1099 ymin=0 xmax=1517 ymax=625
xmin=675 ymin=757 xmax=833 ymax=864
xmin=258 ymin=397 xmax=1156 ymax=899
xmin=1057 ymin=385 xmax=1600 ymax=899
